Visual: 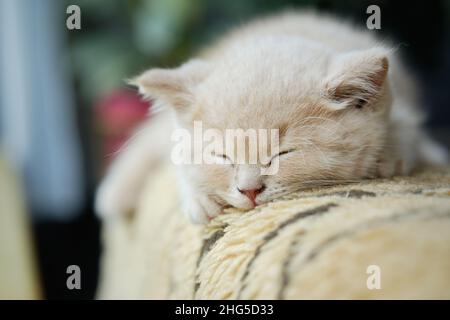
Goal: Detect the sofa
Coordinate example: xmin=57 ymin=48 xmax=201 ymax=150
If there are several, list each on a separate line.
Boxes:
xmin=97 ymin=165 xmax=450 ymax=299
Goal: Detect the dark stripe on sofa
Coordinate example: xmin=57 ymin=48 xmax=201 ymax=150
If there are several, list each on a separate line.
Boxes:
xmin=303 ymin=210 xmax=450 ymax=265
xmin=277 ymin=231 xmax=304 ymax=300
xmin=316 ymin=189 xmax=376 ymax=198
xmin=285 ymin=210 xmax=450 ymax=290
xmin=276 ymin=210 xmax=450 ymax=299
xmin=237 ymin=202 xmax=337 ymax=299
xmin=194 ymin=225 xmax=228 ymax=297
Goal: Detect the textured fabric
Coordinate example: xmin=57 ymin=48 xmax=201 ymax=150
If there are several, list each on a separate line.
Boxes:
xmin=97 ymin=166 xmax=450 ymax=299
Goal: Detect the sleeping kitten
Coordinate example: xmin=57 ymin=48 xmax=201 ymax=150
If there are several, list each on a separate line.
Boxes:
xmin=96 ymin=11 xmax=448 ymax=224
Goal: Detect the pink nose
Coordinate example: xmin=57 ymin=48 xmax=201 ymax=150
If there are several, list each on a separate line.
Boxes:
xmin=238 ymin=186 xmax=265 ymax=206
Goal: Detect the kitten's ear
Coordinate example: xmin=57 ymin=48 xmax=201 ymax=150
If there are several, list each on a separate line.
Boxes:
xmin=324 ymin=48 xmax=390 ymax=111
xmin=129 ymin=59 xmax=209 ymax=109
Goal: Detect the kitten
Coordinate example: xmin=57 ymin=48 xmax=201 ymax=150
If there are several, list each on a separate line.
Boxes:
xmin=96 ymin=10 xmax=448 ymax=224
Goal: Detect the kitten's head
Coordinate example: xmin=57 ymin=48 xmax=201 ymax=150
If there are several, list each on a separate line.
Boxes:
xmin=133 ymin=39 xmax=391 ymax=210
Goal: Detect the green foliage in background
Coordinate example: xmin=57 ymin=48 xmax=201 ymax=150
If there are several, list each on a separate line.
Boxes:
xmin=67 ymin=0 xmax=321 ymax=103
xmin=66 ymin=0 xmax=450 ymax=105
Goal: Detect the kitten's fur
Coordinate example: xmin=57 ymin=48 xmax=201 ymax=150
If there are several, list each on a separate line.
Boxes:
xmin=96 ymin=11 xmax=448 ymax=223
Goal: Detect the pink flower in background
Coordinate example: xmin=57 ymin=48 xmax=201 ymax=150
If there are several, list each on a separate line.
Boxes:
xmin=95 ymin=89 xmax=150 ymax=169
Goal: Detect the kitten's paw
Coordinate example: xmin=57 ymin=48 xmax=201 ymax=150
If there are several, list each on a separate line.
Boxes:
xmin=418 ymin=135 xmax=449 ymax=166
xmin=376 ymin=157 xmax=405 ymax=178
xmin=95 ymin=177 xmax=138 ymax=219
xmin=183 ymin=195 xmax=223 ymax=224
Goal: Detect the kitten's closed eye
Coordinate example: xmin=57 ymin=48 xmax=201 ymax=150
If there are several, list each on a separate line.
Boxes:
xmin=266 ymin=149 xmax=296 ymax=166
xmin=355 ymin=98 xmax=367 ymax=109
xmin=212 ymin=152 xmax=234 ymax=165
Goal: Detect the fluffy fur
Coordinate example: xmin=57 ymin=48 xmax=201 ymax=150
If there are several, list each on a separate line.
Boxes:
xmin=96 ymin=11 xmax=448 ymax=223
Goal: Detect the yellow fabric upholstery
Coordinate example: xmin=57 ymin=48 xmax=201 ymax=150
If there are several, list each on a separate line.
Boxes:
xmin=0 ymin=155 xmax=41 ymax=299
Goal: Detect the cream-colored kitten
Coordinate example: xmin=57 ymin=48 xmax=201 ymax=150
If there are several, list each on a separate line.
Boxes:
xmin=96 ymin=11 xmax=448 ymax=223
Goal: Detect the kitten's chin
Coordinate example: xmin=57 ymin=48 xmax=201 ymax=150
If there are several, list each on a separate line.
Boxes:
xmin=223 ymin=197 xmax=255 ymax=211
xmin=233 ymin=202 xmax=255 ymax=211
xmin=230 ymin=197 xmax=270 ymax=210
xmin=221 ymin=191 xmax=276 ymax=211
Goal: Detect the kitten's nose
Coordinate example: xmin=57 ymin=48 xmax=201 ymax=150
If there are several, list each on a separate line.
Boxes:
xmin=237 ymin=185 xmax=265 ymax=206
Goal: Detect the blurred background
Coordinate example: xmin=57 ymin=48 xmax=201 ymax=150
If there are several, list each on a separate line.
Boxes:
xmin=0 ymin=0 xmax=449 ymax=299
